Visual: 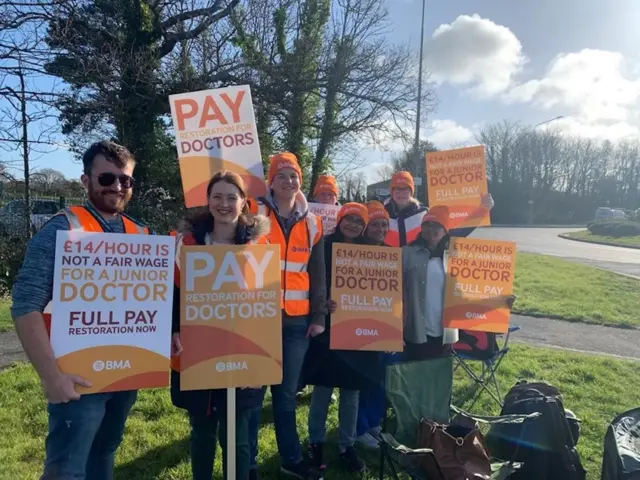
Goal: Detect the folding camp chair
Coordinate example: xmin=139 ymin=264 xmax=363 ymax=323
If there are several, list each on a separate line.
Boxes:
xmin=452 ymin=326 xmax=520 ymax=409
xmin=378 ymin=355 xmax=538 ymax=480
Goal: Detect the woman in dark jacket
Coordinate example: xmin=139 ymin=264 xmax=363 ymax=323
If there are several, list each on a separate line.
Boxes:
xmin=170 ymin=171 xmax=270 ymax=480
xmin=302 ymin=203 xmax=381 ymax=474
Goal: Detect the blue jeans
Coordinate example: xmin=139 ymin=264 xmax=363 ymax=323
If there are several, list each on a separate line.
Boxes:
xmin=271 ymin=316 xmax=310 ymax=465
xmin=357 ymin=352 xmax=404 ymax=436
xmin=42 ymin=390 xmax=137 ymax=480
xmin=308 ymin=386 xmax=359 ymax=450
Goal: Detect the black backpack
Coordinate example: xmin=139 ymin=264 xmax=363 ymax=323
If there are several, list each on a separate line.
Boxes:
xmin=485 ymin=380 xmax=586 ymax=480
xmin=601 ymin=407 xmax=640 ymax=479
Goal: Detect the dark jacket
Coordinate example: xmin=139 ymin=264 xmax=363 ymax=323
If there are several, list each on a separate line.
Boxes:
xmin=170 ymin=213 xmax=271 ymax=414
xmin=301 ymin=229 xmax=383 ymax=390
xmin=384 ymin=198 xmax=427 ymax=247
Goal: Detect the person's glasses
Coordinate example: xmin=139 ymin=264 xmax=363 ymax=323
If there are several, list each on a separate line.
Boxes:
xmin=97 ymin=173 xmax=134 ymax=189
xmin=344 ymin=216 xmax=365 ymax=228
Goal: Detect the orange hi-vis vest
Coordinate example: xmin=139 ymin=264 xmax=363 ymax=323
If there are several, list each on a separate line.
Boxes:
xmin=250 ymin=201 xmax=322 ymax=317
xmin=42 ymin=206 xmax=150 ymax=335
xmin=170 ymin=230 xmax=268 ymax=372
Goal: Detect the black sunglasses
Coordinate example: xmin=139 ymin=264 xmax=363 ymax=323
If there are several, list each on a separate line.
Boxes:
xmin=97 ymin=173 xmax=134 ymax=189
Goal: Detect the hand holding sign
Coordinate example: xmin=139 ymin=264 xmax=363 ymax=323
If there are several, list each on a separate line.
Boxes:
xmin=43 ymin=371 xmax=92 ymax=404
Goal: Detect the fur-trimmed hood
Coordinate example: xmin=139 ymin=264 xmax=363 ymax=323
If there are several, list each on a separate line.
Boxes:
xmin=176 ymin=208 xmax=270 ymax=244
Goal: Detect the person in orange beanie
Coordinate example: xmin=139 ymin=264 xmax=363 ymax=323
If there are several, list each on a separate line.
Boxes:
xmin=364 ymin=200 xmax=390 ymax=246
xmin=302 ymin=201 xmax=375 ymax=474
xmin=384 ymin=170 xmax=425 ymax=247
xmin=402 ymin=200 xmax=509 ymax=363
xmin=248 ymin=151 xmax=327 ymax=479
xmin=313 ymin=175 xmax=340 ymax=205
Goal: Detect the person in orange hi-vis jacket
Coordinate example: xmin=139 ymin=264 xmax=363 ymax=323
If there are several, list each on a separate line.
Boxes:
xmin=248 ymin=152 xmax=327 ymax=479
xmin=10 ymin=141 xmax=150 ymax=480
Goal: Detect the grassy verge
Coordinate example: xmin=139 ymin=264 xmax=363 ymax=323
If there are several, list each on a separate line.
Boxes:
xmin=513 ymin=253 xmax=640 ymax=328
xmin=1 ymin=344 xmax=637 ymax=479
xmin=0 ymin=299 xmax=12 ymax=332
xmin=563 ymin=230 xmax=640 ymax=248
xmin=1 ymin=252 xmax=639 ymax=332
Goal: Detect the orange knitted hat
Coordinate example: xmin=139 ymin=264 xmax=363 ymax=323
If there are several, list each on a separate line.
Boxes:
xmin=391 ymin=171 xmax=415 ymax=195
xmin=313 ymin=175 xmax=339 ymax=197
xmin=366 ymin=201 xmax=390 ymax=222
xmin=337 ymin=202 xmax=369 ymax=225
xmin=422 ymin=205 xmax=451 ymax=231
xmin=268 ymin=152 xmax=303 ymax=185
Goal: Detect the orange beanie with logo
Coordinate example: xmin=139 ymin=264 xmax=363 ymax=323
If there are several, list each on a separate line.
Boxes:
xmin=391 ymin=171 xmax=415 ymax=195
xmin=313 ymin=175 xmax=339 ymax=197
xmin=268 ymin=152 xmax=303 ymax=185
xmin=366 ymin=201 xmax=390 ymax=222
xmin=337 ymin=202 xmax=369 ymax=226
xmin=422 ymin=205 xmax=451 ymax=231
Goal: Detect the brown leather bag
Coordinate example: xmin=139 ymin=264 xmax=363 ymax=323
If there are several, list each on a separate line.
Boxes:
xmin=416 ymin=417 xmax=492 ymax=480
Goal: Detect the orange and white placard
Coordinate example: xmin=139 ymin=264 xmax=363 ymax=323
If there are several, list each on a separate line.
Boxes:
xmin=308 ymin=203 xmax=341 ymax=235
xmin=330 ymin=243 xmax=403 ymax=352
xmin=169 ymin=85 xmax=267 ymax=207
xmin=180 ymin=245 xmax=282 ymax=391
xmin=426 ymin=145 xmax=490 ymax=229
xmin=443 ymin=237 xmax=516 ymax=333
xmin=51 ymin=231 xmax=175 ymax=393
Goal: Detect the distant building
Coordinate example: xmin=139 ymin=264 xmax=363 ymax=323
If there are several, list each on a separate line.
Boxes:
xmin=367 ymin=180 xmax=391 ymax=202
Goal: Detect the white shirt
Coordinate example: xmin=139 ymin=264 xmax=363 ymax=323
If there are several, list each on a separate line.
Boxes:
xmin=425 ymin=257 xmax=445 ymax=338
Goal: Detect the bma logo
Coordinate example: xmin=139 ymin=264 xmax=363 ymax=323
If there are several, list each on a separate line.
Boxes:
xmin=355 ymin=328 xmax=379 ymax=337
xmin=92 ymin=360 xmax=131 ymax=372
xmin=216 ymin=361 xmax=249 ymax=372
xmin=277 ymin=162 xmax=296 ymax=170
xmin=465 ymin=312 xmax=487 ymax=320
xmin=292 ymin=246 xmax=310 ymax=253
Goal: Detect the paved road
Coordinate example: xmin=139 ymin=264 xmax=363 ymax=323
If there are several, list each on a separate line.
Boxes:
xmin=2 ymin=313 xmax=638 ymax=370
xmin=472 ymin=227 xmax=640 ymax=277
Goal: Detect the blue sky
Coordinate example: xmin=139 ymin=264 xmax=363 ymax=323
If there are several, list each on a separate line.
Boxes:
xmin=4 ymin=0 xmax=640 ymax=181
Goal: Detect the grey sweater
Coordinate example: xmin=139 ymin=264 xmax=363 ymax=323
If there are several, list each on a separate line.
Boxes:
xmin=11 ymin=214 xmax=125 ymax=320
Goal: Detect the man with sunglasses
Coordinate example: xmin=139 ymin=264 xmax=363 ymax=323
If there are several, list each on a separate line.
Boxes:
xmin=11 ymin=140 xmax=150 ymax=480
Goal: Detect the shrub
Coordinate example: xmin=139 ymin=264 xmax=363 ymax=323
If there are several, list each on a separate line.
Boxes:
xmin=0 ymin=236 xmax=27 ymax=296
xmin=587 ymin=220 xmax=640 ymax=237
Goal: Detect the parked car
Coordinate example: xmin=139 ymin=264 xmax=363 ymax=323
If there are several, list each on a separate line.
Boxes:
xmin=0 ymin=199 xmax=60 ymax=237
xmin=612 ymin=208 xmax=627 ymax=220
xmin=595 ymin=207 xmax=613 ymax=221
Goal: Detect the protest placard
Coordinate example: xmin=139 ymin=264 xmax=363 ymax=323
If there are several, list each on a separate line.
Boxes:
xmin=51 ymin=232 xmax=175 ymax=394
xmin=330 ymin=243 xmax=403 ymax=352
xmin=180 ymin=244 xmax=282 ymax=390
xmin=426 ymin=145 xmax=490 ymax=229
xmin=443 ymin=237 xmax=516 ymax=333
xmin=308 ymin=202 xmax=340 ymax=235
xmin=169 ymin=85 xmax=267 ymax=207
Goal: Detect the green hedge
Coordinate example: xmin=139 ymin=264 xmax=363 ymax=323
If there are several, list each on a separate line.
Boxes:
xmin=0 ymin=236 xmax=27 ymax=296
xmin=587 ymin=220 xmax=640 ymax=237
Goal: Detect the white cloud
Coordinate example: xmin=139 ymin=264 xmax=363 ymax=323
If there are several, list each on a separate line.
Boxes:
xmin=425 ymin=14 xmax=525 ymax=97
xmin=425 ymin=119 xmax=474 ymax=147
xmin=506 ymin=49 xmax=640 ymax=123
xmin=543 ymin=117 xmax=640 ymax=141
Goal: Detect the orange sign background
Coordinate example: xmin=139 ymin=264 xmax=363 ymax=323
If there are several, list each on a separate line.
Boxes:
xmin=169 ymin=86 xmax=267 ymax=207
xmin=426 ymin=145 xmax=490 ymax=229
xmin=180 ymin=245 xmax=282 ymax=390
xmin=443 ymin=237 xmax=516 ymax=333
xmin=330 ymin=244 xmax=403 ymax=352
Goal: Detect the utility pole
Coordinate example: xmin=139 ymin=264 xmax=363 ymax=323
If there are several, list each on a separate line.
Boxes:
xmin=414 ymin=0 xmax=426 ymax=156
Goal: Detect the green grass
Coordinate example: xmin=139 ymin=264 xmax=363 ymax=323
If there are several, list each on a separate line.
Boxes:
xmin=1 ymin=344 xmax=638 ymax=479
xmin=512 ymin=252 xmax=640 ymax=328
xmin=1 ymin=252 xmax=639 ymax=333
xmin=565 ymin=230 xmax=640 ymax=248
xmin=0 ymin=299 xmax=11 ymax=332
